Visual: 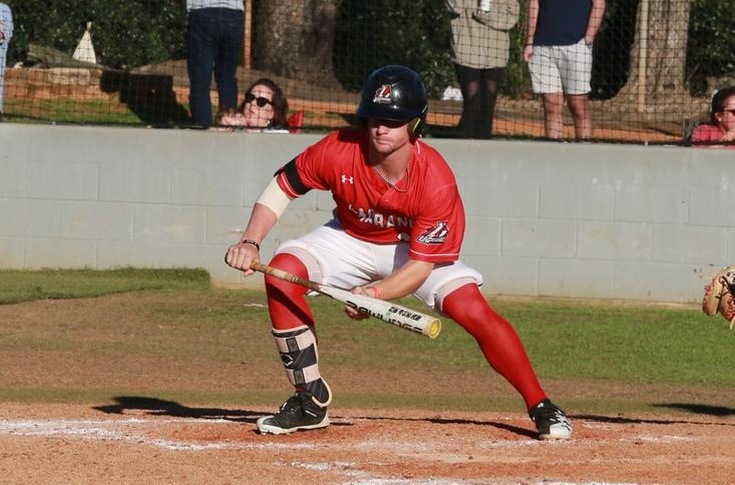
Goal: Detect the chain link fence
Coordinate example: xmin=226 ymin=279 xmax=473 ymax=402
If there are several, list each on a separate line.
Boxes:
xmin=1 ymin=0 xmax=733 ymax=145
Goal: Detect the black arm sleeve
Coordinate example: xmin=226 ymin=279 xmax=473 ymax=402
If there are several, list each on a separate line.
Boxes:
xmin=274 ymin=158 xmax=311 ymax=196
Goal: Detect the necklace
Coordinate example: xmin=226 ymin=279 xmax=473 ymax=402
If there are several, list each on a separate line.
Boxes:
xmin=373 ymin=161 xmax=410 ymax=193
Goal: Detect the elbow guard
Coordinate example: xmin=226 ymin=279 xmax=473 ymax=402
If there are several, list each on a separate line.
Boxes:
xmin=256 ymin=177 xmax=292 ymax=220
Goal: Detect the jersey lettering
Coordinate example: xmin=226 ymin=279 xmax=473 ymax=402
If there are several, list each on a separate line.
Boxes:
xmin=355 ymin=205 xmax=414 ymax=229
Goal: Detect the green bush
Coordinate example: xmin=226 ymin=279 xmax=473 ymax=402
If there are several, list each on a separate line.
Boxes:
xmin=686 ymin=0 xmax=735 ymax=95
xmin=5 ymin=0 xmax=186 ymax=69
xmin=333 ymin=0 xmax=456 ymax=98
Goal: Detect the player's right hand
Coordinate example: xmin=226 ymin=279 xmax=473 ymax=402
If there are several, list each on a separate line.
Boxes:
xmin=224 ymin=241 xmax=259 ymax=276
xmin=344 ymin=286 xmax=377 ymax=321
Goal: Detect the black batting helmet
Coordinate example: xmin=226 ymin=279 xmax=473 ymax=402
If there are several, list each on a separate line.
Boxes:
xmin=356 ymin=65 xmax=428 ymax=137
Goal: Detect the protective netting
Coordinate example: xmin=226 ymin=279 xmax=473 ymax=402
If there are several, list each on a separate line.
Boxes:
xmin=1 ymin=0 xmax=733 ymax=145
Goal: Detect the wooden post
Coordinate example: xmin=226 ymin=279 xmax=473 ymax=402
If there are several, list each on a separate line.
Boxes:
xmin=243 ymin=0 xmax=252 ymax=70
xmin=636 ymin=0 xmax=649 ymax=113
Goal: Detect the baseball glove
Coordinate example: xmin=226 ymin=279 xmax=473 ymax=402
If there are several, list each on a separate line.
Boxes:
xmin=701 ymin=266 xmax=735 ymax=329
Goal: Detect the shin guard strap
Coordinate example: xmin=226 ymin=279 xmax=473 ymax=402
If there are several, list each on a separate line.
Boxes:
xmin=272 ymin=325 xmax=320 ymax=385
xmin=272 ymin=325 xmax=331 ymax=406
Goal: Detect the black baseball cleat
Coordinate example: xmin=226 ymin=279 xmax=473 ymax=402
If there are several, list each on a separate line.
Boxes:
xmin=529 ymin=399 xmax=573 ymax=440
xmin=256 ymin=391 xmax=329 ymax=435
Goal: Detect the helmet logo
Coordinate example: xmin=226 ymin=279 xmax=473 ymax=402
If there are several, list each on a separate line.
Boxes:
xmin=373 ymin=84 xmax=393 ymax=104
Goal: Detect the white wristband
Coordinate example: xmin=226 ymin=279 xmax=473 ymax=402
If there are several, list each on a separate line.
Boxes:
xmin=255 ymin=177 xmax=292 ymax=220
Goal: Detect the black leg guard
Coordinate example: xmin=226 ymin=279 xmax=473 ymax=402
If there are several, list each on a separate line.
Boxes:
xmin=272 ymin=325 xmax=332 ymax=407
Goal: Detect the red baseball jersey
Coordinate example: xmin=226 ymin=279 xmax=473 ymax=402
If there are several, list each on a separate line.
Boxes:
xmin=275 ymin=128 xmax=465 ymax=263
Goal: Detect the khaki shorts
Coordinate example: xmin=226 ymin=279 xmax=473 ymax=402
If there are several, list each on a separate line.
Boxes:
xmin=529 ymin=39 xmax=592 ymax=95
xmin=275 ymin=219 xmax=483 ymax=311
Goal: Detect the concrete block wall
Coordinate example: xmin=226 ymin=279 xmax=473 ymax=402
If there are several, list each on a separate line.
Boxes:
xmin=1 ymin=124 xmax=733 ymax=304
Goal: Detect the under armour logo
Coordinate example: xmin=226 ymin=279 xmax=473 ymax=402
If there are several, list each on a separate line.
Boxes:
xmin=341 ymin=175 xmax=354 ymax=184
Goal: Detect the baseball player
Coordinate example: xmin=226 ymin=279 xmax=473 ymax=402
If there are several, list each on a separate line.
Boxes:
xmin=225 ymin=65 xmax=572 ymax=440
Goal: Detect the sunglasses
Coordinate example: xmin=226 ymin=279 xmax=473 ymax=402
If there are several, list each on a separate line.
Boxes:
xmin=245 ymin=93 xmax=273 ymax=108
xmin=723 ymin=109 xmax=735 ymax=116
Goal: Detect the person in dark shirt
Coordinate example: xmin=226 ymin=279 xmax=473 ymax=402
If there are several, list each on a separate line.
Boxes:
xmin=523 ymin=0 xmax=606 ymax=140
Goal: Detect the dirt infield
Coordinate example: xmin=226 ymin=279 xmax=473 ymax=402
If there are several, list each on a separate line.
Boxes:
xmin=1 ymin=402 xmax=733 ymax=484
xmin=1 ymin=293 xmax=733 ymax=483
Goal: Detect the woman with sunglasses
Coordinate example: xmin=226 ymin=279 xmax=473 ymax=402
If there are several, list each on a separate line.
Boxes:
xmin=217 ymin=78 xmax=289 ymax=131
xmin=692 ymin=86 xmax=735 ymax=148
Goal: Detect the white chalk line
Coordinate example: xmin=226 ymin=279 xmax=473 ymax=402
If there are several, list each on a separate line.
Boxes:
xmin=0 ymin=417 xmax=473 ymax=484
xmin=0 ymin=417 xmax=312 ymax=451
xmin=0 ymin=417 xmax=705 ymax=485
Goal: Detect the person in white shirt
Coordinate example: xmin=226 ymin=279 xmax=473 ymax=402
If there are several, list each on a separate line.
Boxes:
xmin=0 ymin=3 xmax=13 ymax=120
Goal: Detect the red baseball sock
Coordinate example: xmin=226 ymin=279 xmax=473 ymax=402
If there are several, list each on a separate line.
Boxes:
xmin=264 ymin=253 xmax=315 ymax=330
xmin=441 ymin=283 xmax=547 ymax=410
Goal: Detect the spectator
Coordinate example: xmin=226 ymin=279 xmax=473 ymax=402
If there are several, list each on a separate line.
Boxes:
xmin=216 ymin=78 xmax=289 ymax=131
xmin=447 ymin=0 xmax=520 ymax=139
xmin=523 ymin=0 xmax=606 ymax=140
xmin=0 ymin=2 xmax=13 ymax=121
xmin=186 ymin=0 xmax=244 ymax=129
xmin=691 ymin=86 xmax=735 ymax=149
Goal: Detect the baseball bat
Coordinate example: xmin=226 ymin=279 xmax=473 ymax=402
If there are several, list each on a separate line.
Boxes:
xmin=250 ymin=261 xmax=441 ymax=339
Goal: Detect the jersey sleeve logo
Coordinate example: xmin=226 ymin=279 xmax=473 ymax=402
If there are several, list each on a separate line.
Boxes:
xmin=373 ymin=84 xmax=393 ymax=104
xmin=417 ymin=221 xmax=449 ymax=244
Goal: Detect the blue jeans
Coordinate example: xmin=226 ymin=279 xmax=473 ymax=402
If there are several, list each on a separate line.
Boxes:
xmin=186 ymin=7 xmax=244 ymax=128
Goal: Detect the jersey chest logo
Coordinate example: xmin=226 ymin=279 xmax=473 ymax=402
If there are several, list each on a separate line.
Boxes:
xmin=417 ymin=221 xmax=449 ymax=244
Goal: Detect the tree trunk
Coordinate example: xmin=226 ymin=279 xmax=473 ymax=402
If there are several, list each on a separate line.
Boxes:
xmin=615 ymin=0 xmax=692 ymax=114
xmin=255 ymin=0 xmax=339 ymax=86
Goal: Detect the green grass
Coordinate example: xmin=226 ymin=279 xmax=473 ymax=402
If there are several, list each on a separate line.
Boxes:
xmin=138 ymin=284 xmax=735 ymax=388
xmin=1 ymin=268 xmax=733 ymax=415
xmin=5 ymin=97 xmax=145 ymax=125
xmin=315 ymin=297 xmax=735 ymax=388
xmin=4 ymin=97 xmax=347 ymax=128
xmin=496 ymin=300 xmax=735 ymax=387
xmin=508 ymin=303 xmax=735 ymax=387
xmin=0 ymin=267 xmax=211 ymax=304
